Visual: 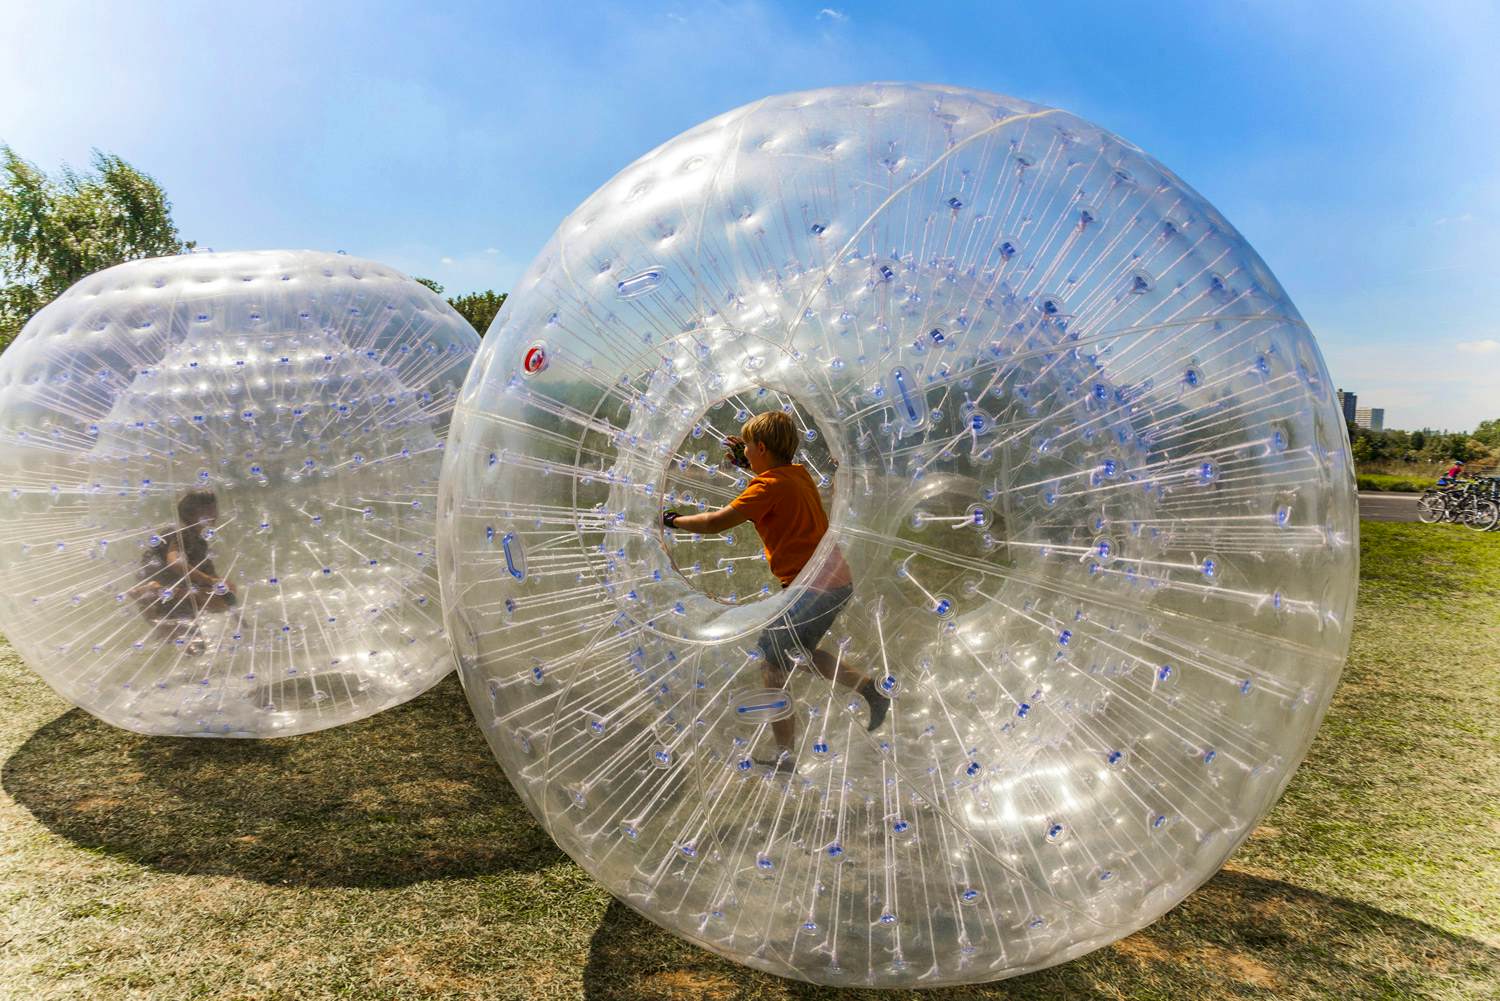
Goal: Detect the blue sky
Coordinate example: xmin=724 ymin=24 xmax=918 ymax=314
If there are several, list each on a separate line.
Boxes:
xmin=3 ymin=0 xmax=1497 ymax=430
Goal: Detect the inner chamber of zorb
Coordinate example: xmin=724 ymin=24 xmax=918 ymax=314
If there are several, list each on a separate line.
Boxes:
xmin=441 ymin=85 xmax=1356 ymax=984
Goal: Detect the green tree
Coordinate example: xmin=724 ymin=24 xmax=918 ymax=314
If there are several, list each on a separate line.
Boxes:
xmin=1473 ymin=418 xmax=1500 ymax=449
xmin=1421 ymin=431 xmax=1476 ymax=464
xmin=412 ymin=278 xmax=505 ymax=337
xmin=447 ymin=289 xmax=506 ymax=336
xmin=1 ymin=146 xmax=191 ymax=349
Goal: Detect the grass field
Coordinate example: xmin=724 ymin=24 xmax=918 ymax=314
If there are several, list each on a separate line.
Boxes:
xmin=1356 ymin=472 xmax=1433 ymax=493
xmin=1357 ymin=460 xmax=1499 ymax=493
xmin=2 ymin=521 xmax=1498 ymax=1000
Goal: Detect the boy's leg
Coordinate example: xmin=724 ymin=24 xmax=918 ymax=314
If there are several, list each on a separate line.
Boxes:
xmin=807 ymin=647 xmax=890 ymax=731
xmin=757 ymin=623 xmax=798 ymax=763
xmin=795 ymin=588 xmax=891 ymax=730
xmin=763 ymin=664 xmax=797 ymax=753
xmin=808 ymin=646 xmax=869 ymax=690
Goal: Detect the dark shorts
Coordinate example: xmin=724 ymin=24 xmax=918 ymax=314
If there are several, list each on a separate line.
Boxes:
xmin=758 ymin=583 xmax=853 ymax=674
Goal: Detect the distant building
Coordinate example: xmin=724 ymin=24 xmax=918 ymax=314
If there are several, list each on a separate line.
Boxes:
xmin=1354 ymin=407 xmax=1384 ymax=431
xmin=1336 ymin=389 xmax=1358 ymax=424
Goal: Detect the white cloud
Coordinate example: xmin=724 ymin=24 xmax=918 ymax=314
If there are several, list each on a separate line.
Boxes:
xmin=484 ymin=247 xmax=499 ymax=255
xmin=818 ymin=8 xmax=848 ymax=22
xmin=1456 ymin=338 xmax=1499 ymax=354
xmin=440 ymin=256 xmax=455 ymax=265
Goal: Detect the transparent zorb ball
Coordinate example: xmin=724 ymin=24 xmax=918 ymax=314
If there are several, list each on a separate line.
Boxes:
xmin=438 ymin=84 xmax=1356 ymax=986
xmin=0 ymin=250 xmax=478 ymax=736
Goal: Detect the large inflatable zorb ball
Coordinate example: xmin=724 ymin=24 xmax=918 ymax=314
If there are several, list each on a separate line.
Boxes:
xmin=438 ymin=84 xmax=1357 ymax=986
xmin=0 ymin=250 xmax=478 ymax=737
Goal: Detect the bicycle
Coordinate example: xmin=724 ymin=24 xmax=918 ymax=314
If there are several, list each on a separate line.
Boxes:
xmin=1480 ymin=477 xmax=1500 ymax=532
xmin=1417 ymin=486 xmax=1449 ymax=524
xmin=1417 ymin=478 xmax=1499 ymax=531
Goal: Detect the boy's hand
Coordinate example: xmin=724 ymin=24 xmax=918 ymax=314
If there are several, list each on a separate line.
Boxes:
xmin=723 ymin=435 xmax=750 ymax=469
xmin=128 ymin=580 xmax=162 ymax=603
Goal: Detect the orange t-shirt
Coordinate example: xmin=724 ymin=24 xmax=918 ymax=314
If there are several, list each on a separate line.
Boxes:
xmin=728 ymin=464 xmax=852 ymax=589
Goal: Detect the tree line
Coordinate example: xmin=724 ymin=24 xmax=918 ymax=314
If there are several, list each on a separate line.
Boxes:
xmin=0 ymin=146 xmax=506 ymax=350
xmin=413 ymin=278 xmax=506 ymax=337
xmin=1349 ymin=422 xmax=1498 ymax=469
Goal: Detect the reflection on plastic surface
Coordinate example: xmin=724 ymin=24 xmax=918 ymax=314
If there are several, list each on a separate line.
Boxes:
xmin=437 ymin=84 xmax=1357 ymax=986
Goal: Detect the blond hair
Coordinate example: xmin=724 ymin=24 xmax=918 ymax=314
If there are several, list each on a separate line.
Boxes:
xmin=741 ymin=410 xmax=798 ymax=464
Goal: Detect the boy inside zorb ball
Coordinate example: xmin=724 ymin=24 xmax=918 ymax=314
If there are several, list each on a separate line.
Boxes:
xmin=662 ymin=409 xmax=891 ymax=769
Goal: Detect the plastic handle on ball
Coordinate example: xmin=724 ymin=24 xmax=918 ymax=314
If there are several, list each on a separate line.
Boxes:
xmin=892 ymin=367 xmax=922 ymax=427
xmin=501 ymin=532 xmax=524 ymax=581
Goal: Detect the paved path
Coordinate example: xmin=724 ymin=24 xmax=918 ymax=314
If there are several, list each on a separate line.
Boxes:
xmin=1358 ymin=491 xmax=1421 ymax=523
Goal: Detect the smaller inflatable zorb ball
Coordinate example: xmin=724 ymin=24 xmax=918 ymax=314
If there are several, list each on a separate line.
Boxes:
xmin=0 ymin=250 xmax=478 ymax=737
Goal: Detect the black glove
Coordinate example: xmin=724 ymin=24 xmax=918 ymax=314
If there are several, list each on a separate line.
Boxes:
xmin=662 ymin=510 xmax=680 ymax=529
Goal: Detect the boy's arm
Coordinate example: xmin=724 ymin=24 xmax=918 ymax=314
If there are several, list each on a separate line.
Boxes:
xmin=166 ymin=548 xmax=227 ymax=591
xmin=666 ymin=506 xmax=749 ymax=534
xmin=668 ymin=475 xmax=768 ymax=533
xmin=163 ymin=548 xmax=237 ymax=609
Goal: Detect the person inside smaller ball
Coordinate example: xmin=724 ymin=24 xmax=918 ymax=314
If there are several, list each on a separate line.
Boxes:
xmin=127 ymin=488 xmax=237 ymax=655
xmin=662 ymin=410 xmax=890 ymax=772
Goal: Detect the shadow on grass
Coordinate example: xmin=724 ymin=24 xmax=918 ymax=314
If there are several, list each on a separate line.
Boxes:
xmin=1 ymin=675 xmax=564 ymax=888
xmin=581 ymin=868 xmax=1500 ymax=1000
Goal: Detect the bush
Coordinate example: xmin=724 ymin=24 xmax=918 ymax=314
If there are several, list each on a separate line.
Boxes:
xmin=1357 ymin=473 xmax=1430 ymax=493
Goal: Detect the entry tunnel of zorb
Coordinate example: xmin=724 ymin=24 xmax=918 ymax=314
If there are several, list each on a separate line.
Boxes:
xmin=438 ymin=84 xmax=1358 ymax=986
xmin=0 ymin=250 xmax=478 ymax=737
